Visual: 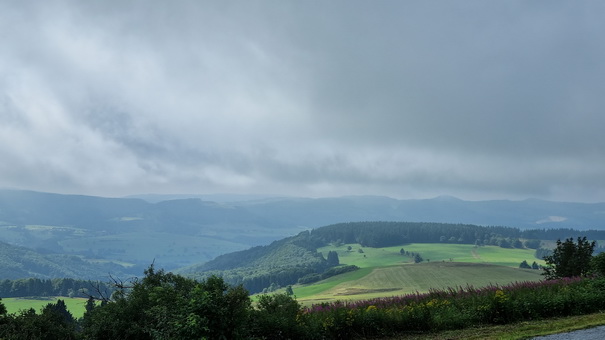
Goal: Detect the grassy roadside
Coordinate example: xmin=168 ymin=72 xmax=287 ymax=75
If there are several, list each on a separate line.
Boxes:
xmin=378 ymin=312 xmax=605 ymax=339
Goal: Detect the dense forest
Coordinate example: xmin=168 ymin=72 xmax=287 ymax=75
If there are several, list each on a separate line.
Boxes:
xmin=180 ymin=222 xmax=605 ymax=294
xmin=0 ymin=242 xmax=129 ymax=280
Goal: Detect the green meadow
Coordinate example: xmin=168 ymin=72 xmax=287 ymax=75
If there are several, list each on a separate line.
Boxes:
xmin=291 ymin=243 xmax=545 ymax=304
xmin=318 ymin=243 xmax=544 ymax=268
xmin=2 ymin=297 xmax=90 ymax=318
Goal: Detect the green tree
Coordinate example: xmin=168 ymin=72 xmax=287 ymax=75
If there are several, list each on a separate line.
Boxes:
xmin=0 ymin=298 xmax=6 ymax=317
xmin=519 ymin=260 xmax=531 ymax=269
xmin=524 ymin=239 xmax=541 ymax=249
xmin=285 ymin=285 xmax=294 ymax=296
xmin=326 ymin=251 xmax=340 ymax=266
xmin=0 ymin=306 xmax=77 ymax=340
xmin=252 ymin=293 xmax=303 ymax=339
xmin=82 ymin=265 xmax=252 ymax=339
xmin=543 ymin=237 xmax=596 ymax=279
xmin=591 ymin=252 xmax=605 ymax=276
xmin=85 ymin=296 xmax=96 ymax=313
xmin=42 ymin=299 xmax=74 ymax=326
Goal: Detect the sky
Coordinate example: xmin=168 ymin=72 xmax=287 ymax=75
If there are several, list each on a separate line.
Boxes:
xmin=1 ymin=1 xmax=605 ymax=202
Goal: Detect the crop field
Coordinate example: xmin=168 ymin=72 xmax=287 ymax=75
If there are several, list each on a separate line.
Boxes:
xmin=2 ymin=297 xmax=90 ymax=318
xmin=294 ymin=243 xmax=545 ymax=304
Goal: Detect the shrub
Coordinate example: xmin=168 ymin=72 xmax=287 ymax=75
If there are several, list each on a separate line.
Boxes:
xmin=252 ymin=293 xmax=305 ymax=339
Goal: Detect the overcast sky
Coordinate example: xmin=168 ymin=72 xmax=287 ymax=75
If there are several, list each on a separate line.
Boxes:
xmin=1 ymin=1 xmax=604 ymax=202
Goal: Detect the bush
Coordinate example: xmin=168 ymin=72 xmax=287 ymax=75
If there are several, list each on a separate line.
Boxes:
xmin=321 ymin=265 xmax=359 ymax=279
xmin=298 ymin=273 xmax=322 ymax=284
xmin=297 ymin=276 xmax=605 ymax=338
xmin=252 ymin=293 xmax=305 ymax=339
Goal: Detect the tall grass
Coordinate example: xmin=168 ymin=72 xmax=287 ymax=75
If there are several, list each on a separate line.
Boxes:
xmin=254 ymin=277 xmax=605 ymax=339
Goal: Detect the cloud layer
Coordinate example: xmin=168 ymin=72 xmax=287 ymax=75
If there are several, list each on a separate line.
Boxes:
xmin=1 ymin=1 xmax=605 ymax=201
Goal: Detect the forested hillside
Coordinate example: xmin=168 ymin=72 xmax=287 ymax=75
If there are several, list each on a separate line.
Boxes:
xmin=0 ymin=242 xmax=126 ymax=280
xmin=180 ymin=221 xmax=605 ymax=293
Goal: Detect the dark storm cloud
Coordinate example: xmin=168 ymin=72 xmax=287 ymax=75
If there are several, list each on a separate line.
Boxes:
xmin=1 ymin=1 xmax=604 ymax=201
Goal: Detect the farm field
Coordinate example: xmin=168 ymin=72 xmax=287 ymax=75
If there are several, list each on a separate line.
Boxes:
xmin=317 ymin=243 xmax=544 ymax=268
xmin=2 ymin=297 xmax=90 ymax=318
xmin=293 ymin=243 xmax=545 ymax=304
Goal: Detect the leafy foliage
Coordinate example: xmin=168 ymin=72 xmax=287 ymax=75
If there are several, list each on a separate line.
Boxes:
xmin=252 ymin=293 xmax=304 ymax=339
xmin=82 ymin=265 xmax=252 ymax=339
xmin=0 ymin=299 xmax=78 ymax=339
xmin=543 ymin=237 xmax=596 ymax=279
xmin=591 ymin=252 xmax=605 ymax=277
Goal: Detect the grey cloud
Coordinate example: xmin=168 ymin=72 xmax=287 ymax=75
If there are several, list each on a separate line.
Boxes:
xmin=0 ymin=1 xmax=604 ymax=201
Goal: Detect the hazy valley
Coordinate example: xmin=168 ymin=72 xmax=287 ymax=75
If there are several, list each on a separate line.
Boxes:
xmin=1 ymin=189 xmax=605 ymax=280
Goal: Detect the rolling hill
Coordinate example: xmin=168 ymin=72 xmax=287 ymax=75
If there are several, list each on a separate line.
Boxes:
xmin=0 ymin=241 xmax=126 ymax=280
xmin=178 ymin=221 xmax=600 ymax=295
xmin=1 ymin=189 xmax=605 ymax=277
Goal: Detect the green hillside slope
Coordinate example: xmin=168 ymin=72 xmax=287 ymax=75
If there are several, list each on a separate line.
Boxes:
xmin=265 ymin=241 xmax=546 ymax=303
xmin=0 ymin=242 xmax=127 ymax=280
xmin=180 ymin=222 xmax=560 ymax=295
xmin=294 ymin=261 xmax=543 ymax=304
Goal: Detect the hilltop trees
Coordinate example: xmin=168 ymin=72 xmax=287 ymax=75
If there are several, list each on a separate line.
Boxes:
xmin=542 ymin=237 xmax=596 ymax=279
xmin=82 ymin=265 xmax=252 ymax=339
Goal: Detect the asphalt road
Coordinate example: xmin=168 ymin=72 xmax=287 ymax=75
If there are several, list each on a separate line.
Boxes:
xmin=532 ymin=325 xmax=605 ymax=340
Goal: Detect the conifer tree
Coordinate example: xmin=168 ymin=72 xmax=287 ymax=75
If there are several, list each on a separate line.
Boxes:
xmin=543 ymin=237 xmax=595 ymax=279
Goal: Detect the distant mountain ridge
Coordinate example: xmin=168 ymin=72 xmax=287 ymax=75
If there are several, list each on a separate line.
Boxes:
xmin=0 ymin=189 xmax=604 ymax=278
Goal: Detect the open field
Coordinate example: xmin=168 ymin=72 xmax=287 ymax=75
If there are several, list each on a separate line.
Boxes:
xmin=318 ymin=243 xmax=545 ymax=268
xmin=292 ymin=243 xmax=545 ymax=304
xmin=294 ymin=262 xmax=543 ymax=304
xmin=2 ymin=296 xmax=90 ymax=318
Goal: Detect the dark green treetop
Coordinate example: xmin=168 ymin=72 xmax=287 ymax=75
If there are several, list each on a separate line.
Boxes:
xmin=542 ymin=237 xmax=596 ymax=279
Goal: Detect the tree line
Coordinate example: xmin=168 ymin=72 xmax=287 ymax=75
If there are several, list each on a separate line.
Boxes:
xmin=0 ymin=278 xmax=114 ymax=298
xmin=309 ymin=222 xmax=605 ymax=249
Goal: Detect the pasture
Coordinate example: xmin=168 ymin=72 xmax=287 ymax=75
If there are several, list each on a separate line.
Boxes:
xmin=318 ymin=243 xmax=545 ymax=268
xmin=2 ymin=297 xmax=90 ymax=318
xmin=293 ymin=243 xmax=545 ymax=303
